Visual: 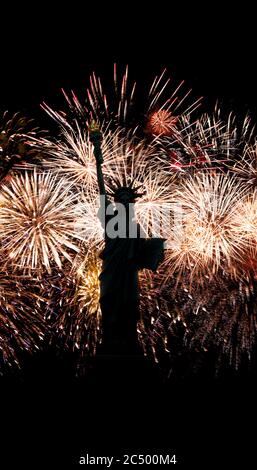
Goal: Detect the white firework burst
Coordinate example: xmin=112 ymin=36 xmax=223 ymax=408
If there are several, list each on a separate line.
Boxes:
xmin=163 ymin=172 xmax=249 ymax=283
xmin=0 ymin=170 xmax=85 ymax=273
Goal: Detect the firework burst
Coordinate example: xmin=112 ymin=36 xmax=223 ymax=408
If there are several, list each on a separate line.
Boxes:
xmin=46 ymin=251 xmax=102 ymax=371
xmin=179 ymin=275 xmax=257 ymax=369
xmin=229 ymin=190 xmax=257 ymax=276
xmin=155 ymin=108 xmax=256 ymax=176
xmin=0 ymin=170 xmax=84 ymax=273
xmin=134 ymin=171 xmax=175 ymax=237
xmin=146 ymin=109 xmax=179 ymax=137
xmin=179 ymin=110 xmax=235 ymax=159
xmin=0 ymin=272 xmax=47 ymax=368
xmin=43 ymin=66 xmax=201 ymax=142
xmin=156 ymin=270 xmax=257 ymax=370
xmin=0 ymin=111 xmax=44 ymax=182
xmin=33 ymin=116 xmax=158 ymax=195
xmin=31 ymin=123 xmax=120 ymax=191
xmin=163 ymin=172 xmax=249 ymax=283
xmin=77 ymin=193 xmax=104 ymax=246
xmin=138 ymin=270 xmax=171 ymax=362
xmin=230 ymin=141 xmax=257 ymax=186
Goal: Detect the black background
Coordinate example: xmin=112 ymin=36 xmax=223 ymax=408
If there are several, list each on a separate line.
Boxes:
xmin=1 ymin=3 xmax=257 ymax=468
xmin=2 ymin=3 xmax=257 ymax=119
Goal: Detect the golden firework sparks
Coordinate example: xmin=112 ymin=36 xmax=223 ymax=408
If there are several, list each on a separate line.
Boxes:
xmin=0 ymin=272 xmax=47 ymax=368
xmin=0 ymin=170 xmax=85 ymax=273
xmin=163 ymin=172 xmax=249 ymax=283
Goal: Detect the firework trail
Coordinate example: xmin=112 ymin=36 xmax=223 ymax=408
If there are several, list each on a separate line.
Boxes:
xmin=42 ymin=65 xmax=201 ymax=142
xmin=150 ymin=105 xmax=256 ymax=181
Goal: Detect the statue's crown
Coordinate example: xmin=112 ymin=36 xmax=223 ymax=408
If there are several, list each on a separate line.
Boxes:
xmin=107 ymin=178 xmax=145 ymax=202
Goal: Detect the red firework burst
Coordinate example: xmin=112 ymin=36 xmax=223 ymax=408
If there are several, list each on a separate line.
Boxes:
xmin=146 ymin=109 xmax=178 ymax=136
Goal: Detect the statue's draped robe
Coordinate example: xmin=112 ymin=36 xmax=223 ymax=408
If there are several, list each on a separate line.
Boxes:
xmin=98 ymin=197 xmax=165 ymax=352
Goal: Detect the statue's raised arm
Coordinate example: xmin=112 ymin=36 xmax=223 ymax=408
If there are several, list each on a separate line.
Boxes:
xmin=89 ymin=122 xmax=106 ymax=196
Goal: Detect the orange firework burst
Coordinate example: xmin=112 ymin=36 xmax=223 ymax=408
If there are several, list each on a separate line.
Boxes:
xmin=146 ymin=109 xmax=179 ymax=136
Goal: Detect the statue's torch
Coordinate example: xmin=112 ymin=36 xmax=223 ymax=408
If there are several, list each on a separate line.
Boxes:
xmin=89 ymin=121 xmax=104 ymax=164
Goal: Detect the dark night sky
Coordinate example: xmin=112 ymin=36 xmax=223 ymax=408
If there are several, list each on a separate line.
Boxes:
xmin=1 ymin=3 xmax=256 ymax=122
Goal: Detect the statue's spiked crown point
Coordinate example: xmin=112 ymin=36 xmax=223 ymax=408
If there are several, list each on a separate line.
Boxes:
xmin=107 ymin=177 xmax=145 ymax=202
